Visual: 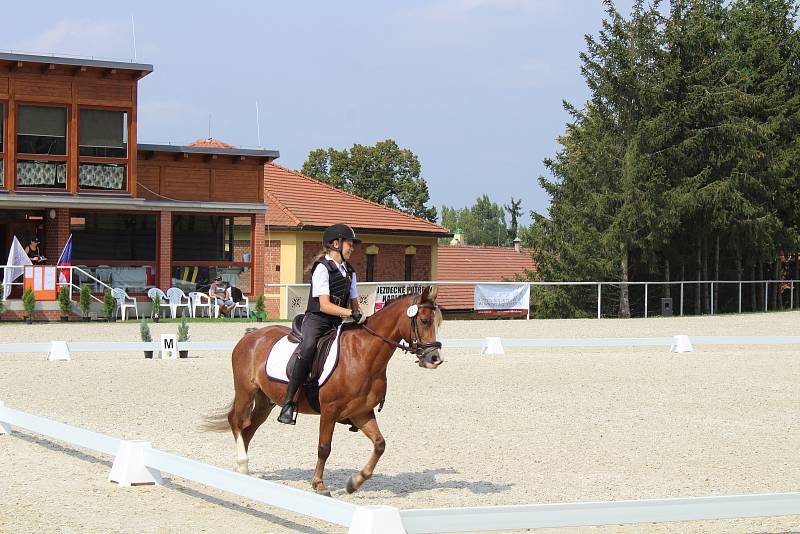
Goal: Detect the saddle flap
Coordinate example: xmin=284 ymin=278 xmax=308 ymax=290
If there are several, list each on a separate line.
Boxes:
xmin=285 ymin=325 xmax=338 ymax=384
xmin=288 ymin=313 xmax=305 ymax=343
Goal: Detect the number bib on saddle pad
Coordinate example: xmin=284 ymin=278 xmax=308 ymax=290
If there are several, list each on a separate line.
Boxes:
xmin=265 ymin=325 xmax=342 ymax=387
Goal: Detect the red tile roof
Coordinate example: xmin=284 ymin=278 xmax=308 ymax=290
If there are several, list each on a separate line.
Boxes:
xmin=264 ymin=163 xmax=451 ymax=236
xmin=187 ymin=138 xmax=237 ymax=149
xmin=436 ymin=245 xmax=537 ymax=310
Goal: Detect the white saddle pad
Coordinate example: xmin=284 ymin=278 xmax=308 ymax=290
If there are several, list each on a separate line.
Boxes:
xmin=265 ymin=326 xmax=342 ymax=386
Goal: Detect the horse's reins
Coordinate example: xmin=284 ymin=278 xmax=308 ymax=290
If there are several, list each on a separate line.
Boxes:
xmin=359 ymin=300 xmax=442 ymax=359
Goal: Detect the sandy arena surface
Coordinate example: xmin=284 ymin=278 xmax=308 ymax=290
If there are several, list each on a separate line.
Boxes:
xmin=0 ymin=312 xmax=798 ymax=533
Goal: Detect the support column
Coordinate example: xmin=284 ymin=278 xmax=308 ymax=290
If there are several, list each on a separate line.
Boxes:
xmin=45 ymin=208 xmax=70 ymax=261
xmin=252 ymin=213 xmax=265 ymax=297
xmin=158 ymin=212 xmax=172 ymax=290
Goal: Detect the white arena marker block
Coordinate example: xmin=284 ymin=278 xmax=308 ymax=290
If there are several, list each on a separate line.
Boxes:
xmin=47 ymin=341 xmax=70 ymax=361
xmin=670 ymin=335 xmax=694 ymax=353
xmin=0 ymin=402 xmax=11 ymax=435
xmin=109 ymin=440 xmax=163 ymax=487
xmin=347 ymin=505 xmax=406 ymax=534
xmin=481 ymin=337 xmax=505 ymax=355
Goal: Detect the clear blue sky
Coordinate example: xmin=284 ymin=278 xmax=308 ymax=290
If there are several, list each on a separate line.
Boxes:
xmin=4 ymin=0 xmax=636 ymax=224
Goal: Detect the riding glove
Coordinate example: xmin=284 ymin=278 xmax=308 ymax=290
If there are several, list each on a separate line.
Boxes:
xmin=351 ymin=309 xmax=367 ymax=324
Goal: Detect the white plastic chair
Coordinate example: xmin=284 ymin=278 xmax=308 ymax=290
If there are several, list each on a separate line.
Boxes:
xmin=166 ymin=287 xmax=191 ymax=319
xmin=189 ymin=291 xmax=212 ymax=318
xmin=231 ymin=287 xmax=250 ymax=318
xmin=111 ymin=288 xmax=139 ymax=321
xmin=146 ymin=288 xmax=167 ymax=319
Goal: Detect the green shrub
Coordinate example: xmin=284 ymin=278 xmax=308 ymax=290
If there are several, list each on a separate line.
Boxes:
xmin=139 ymin=319 xmax=152 ymax=342
xmin=255 ymin=294 xmax=266 ymax=319
xmin=79 ymin=285 xmax=92 ymax=318
xmin=103 ymin=288 xmax=115 ymax=319
xmin=177 ymin=313 xmax=190 ymax=342
xmin=151 ymin=294 xmax=161 ymax=318
xmin=58 ymin=286 xmax=71 ymax=316
xmin=22 ymin=289 xmax=36 ymax=318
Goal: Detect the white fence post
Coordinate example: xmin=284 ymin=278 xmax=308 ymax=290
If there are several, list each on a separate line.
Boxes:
xmin=644 ymin=283 xmax=648 ymax=318
xmin=348 ymin=506 xmax=405 ymax=534
xmin=710 ymin=283 xmax=714 ymax=315
xmin=597 ymin=283 xmax=601 ymax=319
xmin=765 ymin=282 xmax=769 ymax=312
xmin=109 ymin=440 xmax=163 ymax=487
xmin=739 ymin=282 xmax=742 ymax=313
xmin=680 ymin=282 xmax=684 ymax=316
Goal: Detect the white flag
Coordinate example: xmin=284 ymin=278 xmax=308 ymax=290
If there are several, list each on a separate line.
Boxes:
xmin=2 ymin=236 xmax=32 ymax=300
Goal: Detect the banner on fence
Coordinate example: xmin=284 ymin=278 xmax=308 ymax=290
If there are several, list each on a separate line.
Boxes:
xmin=373 ymin=283 xmax=425 ymax=312
xmin=474 ymin=283 xmax=530 ymax=316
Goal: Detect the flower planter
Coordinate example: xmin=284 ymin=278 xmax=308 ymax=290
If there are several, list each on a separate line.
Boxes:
xmin=82 ymin=317 xmax=91 ymax=322
xmin=60 ymin=316 xmax=69 ymax=322
xmin=179 ymin=350 xmax=188 ymax=359
xmin=144 ymin=351 xmax=154 ymax=359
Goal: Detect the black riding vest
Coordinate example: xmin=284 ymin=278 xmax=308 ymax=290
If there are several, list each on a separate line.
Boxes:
xmin=306 ymin=258 xmax=353 ymax=314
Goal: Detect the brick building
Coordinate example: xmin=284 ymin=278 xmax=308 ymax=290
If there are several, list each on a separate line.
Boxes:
xmin=0 ymin=53 xmax=277 ymax=320
xmin=262 ymin=163 xmax=451 ymax=318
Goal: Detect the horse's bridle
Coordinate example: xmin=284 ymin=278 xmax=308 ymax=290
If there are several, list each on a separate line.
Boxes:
xmin=360 ymin=299 xmax=442 ymax=358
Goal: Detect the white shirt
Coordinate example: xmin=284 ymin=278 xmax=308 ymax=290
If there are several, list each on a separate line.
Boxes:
xmin=311 ymin=254 xmax=358 ymax=300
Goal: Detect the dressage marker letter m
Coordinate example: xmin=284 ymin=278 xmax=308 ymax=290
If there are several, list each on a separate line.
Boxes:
xmin=160 ymin=334 xmax=178 ymax=360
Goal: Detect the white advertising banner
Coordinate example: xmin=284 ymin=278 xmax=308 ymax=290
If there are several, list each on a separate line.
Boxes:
xmin=286 ymin=283 xmax=379 ymax=318
xmin=373 ymin=283 xmax=425 ymax=312
xmin=473 ymin=284 xmax=530 ymax=315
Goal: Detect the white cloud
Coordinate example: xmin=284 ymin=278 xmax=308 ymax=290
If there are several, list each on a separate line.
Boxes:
xmin=8 ymin=18 xmax=135 ymax=62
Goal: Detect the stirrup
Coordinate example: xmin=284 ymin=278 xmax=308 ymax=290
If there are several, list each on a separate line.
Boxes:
xmin=277 ymin=402 xmax=297 ymax=425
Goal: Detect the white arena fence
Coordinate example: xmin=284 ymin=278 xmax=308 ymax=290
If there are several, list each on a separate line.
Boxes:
xmin=2 ymin=401 xmax=799 ymax=533
xmin=1 ymin=336 xmax=799 ymax=357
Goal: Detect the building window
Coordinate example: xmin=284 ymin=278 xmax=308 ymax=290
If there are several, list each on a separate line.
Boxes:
xmin=16 ymin=105 xmax=68 ymax=189
xmin=405 ymin=254 xmax=414 ymax=281
xmin=78 ymin=108 xmax=128 ymax=191
xmin=366 ymin=254 xmax=375 ymax=282
xmin=70 ymin=212 xmax=158 ymax=294
xmin=171 ymin=215 xmax=253 ymax=294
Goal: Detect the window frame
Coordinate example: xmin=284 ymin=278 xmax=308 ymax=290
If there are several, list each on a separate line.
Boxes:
xmin=404 ymin=254 xmax=414 ymax=281
xmin=77 ymin=105 xmax=132 ymax=194
xmin=14 ymin=102 xmax=69 ymax=192
xmin=0 ymin=101 xmax=6 ymax=189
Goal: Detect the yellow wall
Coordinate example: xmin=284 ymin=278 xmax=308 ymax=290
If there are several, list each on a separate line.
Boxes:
xmin=265 ymin=229 xmax=440 ymax=318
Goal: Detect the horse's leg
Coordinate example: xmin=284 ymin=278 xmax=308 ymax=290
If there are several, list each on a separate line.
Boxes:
xmin=346 ymin=411 xmax=385 ymax=494
xmin=228 ymin=386 xmax=257 ymax=474
xmin=311 ymin=416 xmax=336 ymax=497
xmin=242 ymin=389 xmax=275 ymax=452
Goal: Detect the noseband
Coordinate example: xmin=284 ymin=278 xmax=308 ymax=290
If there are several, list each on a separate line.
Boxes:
xmin=360 ymin=299 xmax=442 ymax=358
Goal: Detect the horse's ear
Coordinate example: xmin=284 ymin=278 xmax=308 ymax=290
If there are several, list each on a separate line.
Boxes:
xmin=420 ymin=286 xmax=431 ymax=303
xmin=429 ymin=285 xmax=438 ymax=301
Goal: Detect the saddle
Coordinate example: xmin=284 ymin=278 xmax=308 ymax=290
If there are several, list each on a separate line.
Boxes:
xmin=285 ymin=314 xmax=358 ymax=431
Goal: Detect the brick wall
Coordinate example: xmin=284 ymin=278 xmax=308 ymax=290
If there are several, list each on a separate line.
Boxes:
xmin=303 ymin=241 xmax=432 ymax=283
xmin=263 ymin=238 xmax=280 ymax=318
xmin=158 ymin=212 xmax=171 ymax=289
xmin=44 ymin=208 xmax=71 ymax=261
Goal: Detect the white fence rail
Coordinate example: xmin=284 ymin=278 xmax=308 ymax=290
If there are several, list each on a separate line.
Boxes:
xmin=2 ymin=336 xmax=799 ymax=356
xmin=399 ymin=493 xmax=800 ymax=533
xmin=2 ymin=401 xmax=800 ymax=533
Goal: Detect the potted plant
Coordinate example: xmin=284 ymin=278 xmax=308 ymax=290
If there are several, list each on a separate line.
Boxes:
xmin=22 ymin=288 xmax=36 ymax=324
xmin=151 ymin=294 xmax=161 ymax=323
xmin=58 ymin=286 xmax=71 ymax=321
xmin=140 ymin=319 xmax=153 ymax=359
xmin=103 ymin=288 xmax=115 ymax=322
xmin=79 ymin=284 xmax=92 ymax=321
xmin=177 ymin=313 xmax=190 ymax=358
xmin=255 ymin=294 xmax=266 ymax=322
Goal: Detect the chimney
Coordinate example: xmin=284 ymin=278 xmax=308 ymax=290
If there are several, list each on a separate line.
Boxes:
xmin=513 ymin=237 xmax=522 ymax=253
xmin=450 ymin=227 xmax=464 ymax=247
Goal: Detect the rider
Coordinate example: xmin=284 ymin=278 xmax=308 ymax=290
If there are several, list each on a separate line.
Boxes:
xmin=277 ymin=223 xmax=367 ymax=425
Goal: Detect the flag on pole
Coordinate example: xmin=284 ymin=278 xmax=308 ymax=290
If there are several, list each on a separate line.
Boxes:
xmin=57 ymin=234 xmax=73 ymax=284
xmin=2 ymin=236 xmax=32 ymax=300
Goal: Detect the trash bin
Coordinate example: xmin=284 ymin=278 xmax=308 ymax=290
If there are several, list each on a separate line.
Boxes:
xmin=661 ymin=297 xmax=673 ymax=317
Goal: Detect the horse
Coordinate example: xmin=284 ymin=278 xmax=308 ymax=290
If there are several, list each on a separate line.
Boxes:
xmin=204 ymin=286 xmax=444 ymax=496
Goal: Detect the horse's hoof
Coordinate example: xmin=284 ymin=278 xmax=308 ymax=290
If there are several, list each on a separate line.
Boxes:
xmin=316 ymin=488 xmax=332 ymax=497
xmin=346 ymin=475 xmax=358 ymax=494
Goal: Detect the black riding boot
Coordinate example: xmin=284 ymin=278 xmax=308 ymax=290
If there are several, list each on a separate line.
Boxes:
xmin=277 ymin=356 xmax=312 ymax=425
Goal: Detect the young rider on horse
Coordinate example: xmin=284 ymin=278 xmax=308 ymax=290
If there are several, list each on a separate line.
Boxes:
xmin=277 ymin=223 xmax=368 ymax=425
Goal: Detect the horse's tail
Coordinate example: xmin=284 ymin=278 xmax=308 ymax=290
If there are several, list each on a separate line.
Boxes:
xmin=200 ymin=400 xmax=235 ymax=432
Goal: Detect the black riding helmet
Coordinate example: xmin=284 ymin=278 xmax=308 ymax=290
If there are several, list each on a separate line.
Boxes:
xmin=323 ymin=224 xmax=361 ymax=248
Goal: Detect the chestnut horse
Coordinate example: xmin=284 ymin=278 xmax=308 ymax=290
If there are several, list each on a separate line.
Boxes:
xmin=205 ymin=287 xmax=443 ymax=496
